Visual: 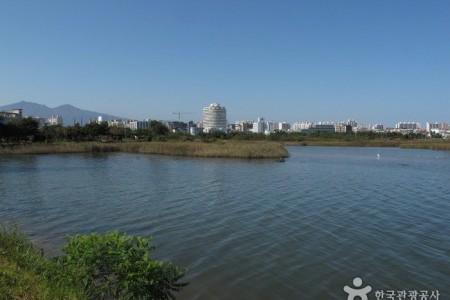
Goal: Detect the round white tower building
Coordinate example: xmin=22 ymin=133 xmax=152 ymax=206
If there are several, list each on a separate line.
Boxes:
xmin=202 ymin=103 xmax=227 ymax=133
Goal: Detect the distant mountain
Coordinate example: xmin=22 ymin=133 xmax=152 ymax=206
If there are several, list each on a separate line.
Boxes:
xmin=0 ymin=101 xmax=125 ymax=125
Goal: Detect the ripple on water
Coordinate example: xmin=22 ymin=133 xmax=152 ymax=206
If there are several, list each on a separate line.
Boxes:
xmin=0 ymin=148 xmax=449 ymax=299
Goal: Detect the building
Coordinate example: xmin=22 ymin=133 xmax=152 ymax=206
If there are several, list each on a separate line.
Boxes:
xmin=265 ymin=121 xmax=277 ymax=134
xmin=165 ymin=121 xmax=187 ymax=132
xmin=125 ymin=120 xmax=150 ymax=131
xmin=372 ymin=124 xmax=384 ymax=132
xmin=252 ymin=117 xmax=266 ymax=134
xmin=108 ymin=119 xmax=125 ymax=128
xmin=395 ymin=122 xmax=420 ymax=131
xmin=426 ymin=122 xmax=449 ymax=133
xmin=335 ymin=124 xmax=352 ymax=133
xmin=233 ymin=121 xmax=253 ymax=132
xmin=47 ymin=115 xmax=63 ymax=126
xmin=0 ymin=109 xmax=22 ymax=124
xmin=426 ymin=122 xmax=449 ymax=138
xmin=292 ymin=122 xmax=313 ymax=132
xmin=107 ymin=119 xmax=150 ymax=130
xmin=347 ymin=119 xmax=358 ymax=128
xmin=301 ymin=124 xmax=335 ymax=134
xmin=189 ymin=124 xmax=200 ymax=135
xmin=202 ymin=103 xmax=227 ymax=133
xmin=277 ymin=122 xmax=290 ymax=132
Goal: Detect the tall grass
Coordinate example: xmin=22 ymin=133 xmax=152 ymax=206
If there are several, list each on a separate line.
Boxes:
xmin=127 ymin=141 xmax=288 ymax=158
xmin=0 ymin=141 xmax=289 ymax=158
xmin=0 ymin=223 xmax=84 ymax=299
xmin=286 ymin=140 xmax=402 ymax=147
xmin=398 ymin=140 xmax=450 ymax=151
xmin=2 ymin=139 xmax=447 ymax=157
xmin=0 ymin=143 xmax=120 ymax=155
xmin=286 ymin=139 xmax=450 ymax=150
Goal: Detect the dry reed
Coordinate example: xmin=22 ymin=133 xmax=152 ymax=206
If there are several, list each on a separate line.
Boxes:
xmin=0 ymin=141 xmax=289 ymax=159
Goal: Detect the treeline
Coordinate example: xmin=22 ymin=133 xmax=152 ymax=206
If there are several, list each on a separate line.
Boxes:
xmin=0 ymin=118 xmax=171 ymax=143
xmin=197 ymin=130 xmax=428 ymax=143
xmin=0 ymin=117 xmax=430 ymax=144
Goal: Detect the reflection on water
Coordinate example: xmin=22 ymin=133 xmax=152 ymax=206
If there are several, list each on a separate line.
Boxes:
xmin=0 ymin=147 xmax=449 ymax=299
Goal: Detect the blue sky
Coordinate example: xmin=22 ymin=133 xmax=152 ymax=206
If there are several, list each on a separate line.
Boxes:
xmin=1 ymin=0 xmax=449 ymax=127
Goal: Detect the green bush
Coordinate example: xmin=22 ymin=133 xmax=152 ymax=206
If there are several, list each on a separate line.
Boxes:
xmin=0 ymin=224 xmax=187 ymax=300
xmin=58 ymin=231 xmax=187 ymax=300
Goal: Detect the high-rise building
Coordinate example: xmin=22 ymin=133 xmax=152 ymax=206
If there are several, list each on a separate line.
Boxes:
xmin=47 ymin=115 xmax=63 ymax=126
xmin=426 ymin=122 xmax=449 ymax=132
xmin=291 ymin=122 xmax=313 ymax=131
xmin=252 ymin=117 xmax=266 ymax=134
xmin=395 ymin=122 xmax=420 ymax=131
xmin=278 ymin=122 xmax=290 ymax=132
xmin=124 ymin=120 xmax=150 ymax=130
xmin=202 ymin=103 xmax=227 ymax=132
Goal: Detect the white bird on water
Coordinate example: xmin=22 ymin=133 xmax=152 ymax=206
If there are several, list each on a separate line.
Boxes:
xmin=377 ymin=153 xmax=381 ymax=159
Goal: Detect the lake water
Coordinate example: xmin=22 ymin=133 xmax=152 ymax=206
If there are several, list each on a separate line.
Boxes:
xmin=0 ymin=146 xmax=449 ymax=299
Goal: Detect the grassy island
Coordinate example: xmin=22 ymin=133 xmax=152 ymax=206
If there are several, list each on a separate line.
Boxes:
xmin=0 ymin=140 xmax=290 ymax=158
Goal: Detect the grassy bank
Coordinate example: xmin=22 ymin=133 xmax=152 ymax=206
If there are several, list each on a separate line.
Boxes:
xmin=285 ymin=139 xmax=450 ymax=150
xmin=285 ymin=139 xmax=401 ymax=147
xmin=397 ymin=140 xmax=450 ymax=151
xmin=0 ymin=224 xmax=186 ymax=300
xmin=0 ymin=224 xmax=84 ymax=299
xmin=0 ymin=140 xmax=289 ymax=158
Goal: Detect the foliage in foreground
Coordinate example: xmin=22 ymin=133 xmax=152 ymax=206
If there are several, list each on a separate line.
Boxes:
xmin=0 ymin=223 xmax=83 ymax=299
xmin=58 ymin=232 xmax=187 ymax=300
xmin=0 ymin=224 xmax=187 ymax=299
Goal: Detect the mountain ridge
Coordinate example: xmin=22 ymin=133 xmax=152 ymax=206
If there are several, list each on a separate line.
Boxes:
xmin=0 ymin=101 xmax=125 ymax=125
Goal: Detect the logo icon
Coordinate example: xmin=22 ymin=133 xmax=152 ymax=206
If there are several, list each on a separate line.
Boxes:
xmin=343 ymin=277 xmax=372 ymax=300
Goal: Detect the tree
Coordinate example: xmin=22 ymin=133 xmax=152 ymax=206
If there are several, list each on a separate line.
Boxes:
xmin=0 ymin=118 xmax=7 ymax=141
xmin=19 ymin=118 xmax=41 ymax=140
xmin=41 ymin=125 xmax=67 ymax=142
xmin=83 ymin=122 xmax=109 ymax=141
xmin=2 ymin=118 xmax=41 ymax=142
xmin=109 ymin=125 xmax=125 ymax=140
xmin=66 ymin=124 xmax=83 ymax=141
xmin=150 ymin=121 xmax=169 ymax=137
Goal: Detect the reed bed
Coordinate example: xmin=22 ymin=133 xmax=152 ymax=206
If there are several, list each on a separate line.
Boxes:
xmin=285 ymin=140 xmax=402 ymax=147
xmin=127 ymin=141 xmax=288 ymax=158
xmin=2 ymin=139 xmax=447 ymax=157
xmin=286 ymin=139 xmax=450 ymax=150
xmin=0 ymin=143 xmax=120 ymax=155
xmin=0 ymin=141 xmax=289 ymax=158
xmin=398 ymin=140 xmax=450 ymax=151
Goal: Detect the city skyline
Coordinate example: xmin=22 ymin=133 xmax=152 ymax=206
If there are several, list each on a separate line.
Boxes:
xmin=1 ymin=99 xmax=448 ymax=130
xmin=1 ymin=1 xmax=449 ymax=126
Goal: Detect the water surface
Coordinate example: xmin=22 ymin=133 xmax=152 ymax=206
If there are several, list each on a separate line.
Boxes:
xmin=0 ymin=146 xmax=449 ymax=299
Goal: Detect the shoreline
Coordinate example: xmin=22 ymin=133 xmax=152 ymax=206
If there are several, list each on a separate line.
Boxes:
xmin=284 ymin=139 xmax=450 ymax=151
xmin=0 ymin=139 xmax=448 ymax=158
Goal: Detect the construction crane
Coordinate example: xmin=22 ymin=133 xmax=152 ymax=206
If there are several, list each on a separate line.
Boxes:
xmin=172 ymin=112 xmax=194 ymax=122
